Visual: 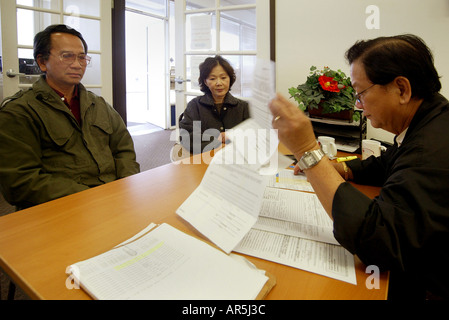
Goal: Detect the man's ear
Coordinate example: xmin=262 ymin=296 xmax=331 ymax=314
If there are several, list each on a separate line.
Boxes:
xmin=393 ymin=76 xmax=412 ymax=104
xmin=36 ymin=54 xmax=47 ymax=72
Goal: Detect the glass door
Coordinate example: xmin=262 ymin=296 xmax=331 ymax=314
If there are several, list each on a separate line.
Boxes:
xmin=173 ymin=0 xmax=271 ymax=128
xmin=125 ymin=0 xmax=170 ymax=129
xmin=0 ymin=0 xmax=112 ymax=103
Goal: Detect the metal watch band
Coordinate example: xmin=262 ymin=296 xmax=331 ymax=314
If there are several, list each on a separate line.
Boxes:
xmin=297 ymin=148 xmax=326 ymax=171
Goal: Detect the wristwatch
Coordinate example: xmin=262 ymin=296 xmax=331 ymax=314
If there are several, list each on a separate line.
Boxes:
xmin=297 ymin=148 xmax=326 ymax=171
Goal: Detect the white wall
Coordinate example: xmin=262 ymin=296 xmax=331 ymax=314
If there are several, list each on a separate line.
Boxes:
xmin=276 ymin=0 xmax=449 ymax=144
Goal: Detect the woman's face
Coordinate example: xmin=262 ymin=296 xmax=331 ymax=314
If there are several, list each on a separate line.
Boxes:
xmin=205 ymin=64 xmax=230 ymax=103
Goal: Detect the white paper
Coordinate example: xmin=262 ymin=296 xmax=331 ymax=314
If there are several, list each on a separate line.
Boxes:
xmin=226 ymin=118 xmax=280 ymax=171
xmin=268 ymin=169 xmax=314 ymax=192
xmin=250 ymin=59 xmax=276 ymax=129
xmin=227 ymin=59 xmax=278 ymax=169
xmin=190 ymin=15 xmax=212 ymax=50
xmin=177 ymin=147 xmax=269 ymax=254
xmin=253 ymin=216 xmax=339 ymax=246
xmin=190 ymin=56 xmax=204 ymax=90
xmin=70 ymin=224 xmax=268 ymax=300
xmin=258 ymin=151 xmax=295 ymax=176
xmin=233 ymin=187 xmax=356 ymax=284
xmin=260 ymin=188 xmax=333 ymax=229
xmin=234 ymin=228 xmax=356 ymax=285
xmin=114 ymin=223 xmax=157 ymax=247
xmin=257 ymin=187 xmax=338 ymax=244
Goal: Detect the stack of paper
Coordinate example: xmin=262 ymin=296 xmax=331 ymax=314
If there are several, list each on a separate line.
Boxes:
xmin=68 ymin=223 xmax=270 ymax=300
xmin=234 ymin=188 xmax=357 ymax=285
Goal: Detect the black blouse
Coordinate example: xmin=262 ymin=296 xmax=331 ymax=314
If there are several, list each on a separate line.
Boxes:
xmin=179 ymin=92 xmax=250 ymax=154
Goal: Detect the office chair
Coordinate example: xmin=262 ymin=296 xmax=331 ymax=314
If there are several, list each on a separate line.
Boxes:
xmin=0 ymin=271 xmax=16 ymax=300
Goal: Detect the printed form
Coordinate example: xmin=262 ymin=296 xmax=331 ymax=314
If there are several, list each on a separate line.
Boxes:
xmin=257 ymin=188 xmax=338 ymax=245
xmin=268 ymin=169 xmax=314 ymax=192
xmin=234 ymin=188 xmax=357 ymax=285
xmin=69 ymin=223 xmax=268 ymax=300
xmin=235 ymin=228 xmax=356 ymax=284
xmin=177 ymin=146 xmax=269 ymax=254
xmin=226 ymin=59 xmax=279 ymax=168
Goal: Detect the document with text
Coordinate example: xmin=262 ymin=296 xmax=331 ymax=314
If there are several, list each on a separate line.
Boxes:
xmin=177 ymin=147 xmax=269 ymax=254
xmin=234 ymin=228 xmax=356 ymax=285
xmin=234 ymin=187 xmax=357 ymax=284
xmin=68 ymin=223 xmax=269 ymax=300
xmin=226 ymin=59 xmax=278 ymax=168
xmin=250 ymin=59 xmax=276 ymax=129
xmin=268 ymin=169 xmax=314 ymax=192
xmin=258 ymin=188 xmax=337 ymax=244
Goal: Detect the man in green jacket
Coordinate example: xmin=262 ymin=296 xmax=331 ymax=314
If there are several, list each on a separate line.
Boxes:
xmin=0 ymin=24 xmax=140 ymax=210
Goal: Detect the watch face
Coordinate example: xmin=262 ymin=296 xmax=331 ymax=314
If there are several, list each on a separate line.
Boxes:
xmin=299 ymin=149 xmax=325 ymax=170
xmin=304 ymin=156 xmax=315 ymax=166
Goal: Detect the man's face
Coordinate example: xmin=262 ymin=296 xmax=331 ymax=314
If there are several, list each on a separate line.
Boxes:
xmin=350 ymin=60 xmax=397 ymax=133
xmin=37 ymin=33 xmax=87 ymax=92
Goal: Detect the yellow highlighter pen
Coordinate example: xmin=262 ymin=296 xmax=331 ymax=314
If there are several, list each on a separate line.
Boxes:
xmin=336 ymin=156 xmax=358 ymax=162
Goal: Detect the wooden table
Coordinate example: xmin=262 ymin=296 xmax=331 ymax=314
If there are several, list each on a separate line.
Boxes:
xmin=0 ymin=151 xmax=388 ymax=300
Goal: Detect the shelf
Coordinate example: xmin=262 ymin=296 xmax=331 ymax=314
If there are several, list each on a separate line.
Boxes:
xmin=309 ymin=111 xmax=366 ymax=154
xmin=308 ymin=115 xmax=361 ymax=127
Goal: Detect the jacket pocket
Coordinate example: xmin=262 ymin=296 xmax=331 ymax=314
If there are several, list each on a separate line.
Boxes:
xmin=92 ymin=120 xmax=113 ymax=135
xmin=29 ymin=98 xmax=76 ymax=146
xmin=88 ymin=102 xmax=114 ymax=135
xmin=39 ymin=111 xmax=75 ymax=147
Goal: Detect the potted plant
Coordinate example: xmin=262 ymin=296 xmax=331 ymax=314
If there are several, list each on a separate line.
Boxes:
xmin=289 ymin=66 xmax=359 ymax=122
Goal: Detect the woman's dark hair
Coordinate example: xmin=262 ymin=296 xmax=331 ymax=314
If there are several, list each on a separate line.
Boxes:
xmin=198 ymin=55 xmax=236 ymax=94
xmin=34 ymin=24 xmax=88 ymax=62
xmin=345 ymin=34 xmax=441 ymax=99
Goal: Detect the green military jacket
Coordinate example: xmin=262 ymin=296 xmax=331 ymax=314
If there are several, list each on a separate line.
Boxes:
xmin=0 ymin=76 xmax=140 ymax=209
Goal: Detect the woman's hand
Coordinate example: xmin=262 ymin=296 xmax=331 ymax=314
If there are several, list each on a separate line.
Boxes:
xmin=269 ymin=93 xmax=318 ymax=159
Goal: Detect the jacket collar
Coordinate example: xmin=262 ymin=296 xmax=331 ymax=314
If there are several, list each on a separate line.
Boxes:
xmin=409 ymin=94 xmax=448 ymax=130
xmin=33 ymin=75 xmax=93 ymax=111
xmin=199 ymin=92 xmax=240 ymax=107
xmin=402 ymin=93 xmax=449 ymax=144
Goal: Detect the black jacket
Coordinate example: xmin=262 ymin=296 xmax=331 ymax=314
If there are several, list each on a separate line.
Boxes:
xmin=179 ymin=92 xmax=250 ymax=154
xmin=333 ymin=93 xmax=449 ymax=299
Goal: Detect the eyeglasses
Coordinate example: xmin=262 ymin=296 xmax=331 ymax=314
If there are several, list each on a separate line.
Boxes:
xmin=355 ymin=83 xmax=376 ymax=106
xmin=54 ymin=52 xmax=92 ymax=66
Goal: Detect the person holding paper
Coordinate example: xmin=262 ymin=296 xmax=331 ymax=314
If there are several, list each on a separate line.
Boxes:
xmin=179 ymin=56 xmax=250 ymax=154
xmin=269 ymin=34 xmax=449 ymax=300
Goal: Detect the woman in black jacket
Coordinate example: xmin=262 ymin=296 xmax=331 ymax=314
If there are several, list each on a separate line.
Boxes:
xmin=179 ymin=56 xmax=250 ymax=154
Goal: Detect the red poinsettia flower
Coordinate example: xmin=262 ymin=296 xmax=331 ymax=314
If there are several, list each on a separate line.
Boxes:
xmin=319 ymin=75 xmax=342 ymax=93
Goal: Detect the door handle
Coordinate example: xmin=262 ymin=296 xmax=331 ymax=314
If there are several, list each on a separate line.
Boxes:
xmin=6 ymin=69 xmax=25 ymax=78
xmin=174 ymin=77 xmax=191 ymax=84
xmin=5 ymin=69 xmax=41 ymax=78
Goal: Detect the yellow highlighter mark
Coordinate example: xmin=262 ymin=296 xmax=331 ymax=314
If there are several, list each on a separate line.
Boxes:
xmin=114 ymin=242 xmax=164 ymax=271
